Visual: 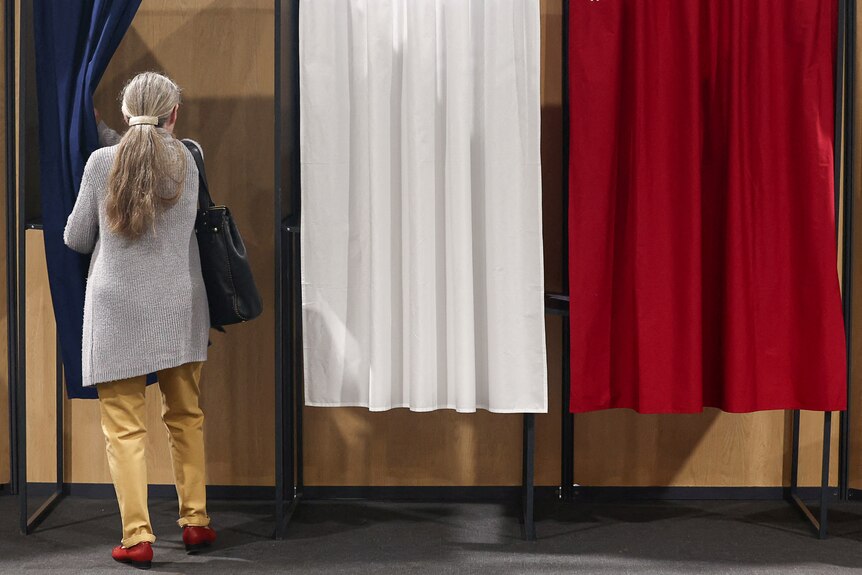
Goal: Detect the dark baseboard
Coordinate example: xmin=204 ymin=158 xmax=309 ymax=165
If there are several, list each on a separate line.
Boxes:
xmin=302 ymin=486 xmax=559 ymax=501
xmin=20 ymin=484 xmax=554 ymax=502
xmin=17 ymin=483 xmax=276 ymax=500
xmin=569 ymin=486 xmax=838 ymax=501
xmin=7 ymin=483 xmax=839 ymax=502
xmin=289 ymin=485 xmax=836 ymax=502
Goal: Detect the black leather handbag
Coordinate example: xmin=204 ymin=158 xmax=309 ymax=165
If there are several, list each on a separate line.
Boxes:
xmin=182 ymin=140 xmax=263 ymax=329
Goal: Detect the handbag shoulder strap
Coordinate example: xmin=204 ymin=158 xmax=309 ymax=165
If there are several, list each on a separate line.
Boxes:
xmin=181 ymin=139 xmax=214 ymax=208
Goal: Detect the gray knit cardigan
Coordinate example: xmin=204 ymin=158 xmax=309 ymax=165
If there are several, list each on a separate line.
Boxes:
xmin=64 ymin=125 xmax=209 ymax=387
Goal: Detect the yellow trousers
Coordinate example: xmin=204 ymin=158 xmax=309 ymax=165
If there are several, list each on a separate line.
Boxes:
xmin=97 ymin=362 xmax=210 ymax=548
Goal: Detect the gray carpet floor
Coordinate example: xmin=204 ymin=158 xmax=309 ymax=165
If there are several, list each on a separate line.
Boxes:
xmin=3 ymin=495 xmax=862 ymax=574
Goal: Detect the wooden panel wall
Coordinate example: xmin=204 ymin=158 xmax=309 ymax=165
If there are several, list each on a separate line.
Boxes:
xmin=10 ymin=0 xmax=847 ymax=490
xmin=24 ymin=231 xmax=57 ymax=483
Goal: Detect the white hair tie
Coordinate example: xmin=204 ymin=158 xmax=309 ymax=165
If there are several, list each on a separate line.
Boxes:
xmin=128 ymin=115 xmax=159 ymax=126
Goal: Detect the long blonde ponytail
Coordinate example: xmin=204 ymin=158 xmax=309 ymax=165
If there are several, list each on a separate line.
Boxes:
xmin=106 ymin=72 xmax=187 ymax=240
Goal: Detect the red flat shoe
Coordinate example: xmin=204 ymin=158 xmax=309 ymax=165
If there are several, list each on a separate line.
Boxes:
xmin=182 ymin=525 xmax=217 ymax=553
xmin=111 ymin=541 xmax=153 ymax=569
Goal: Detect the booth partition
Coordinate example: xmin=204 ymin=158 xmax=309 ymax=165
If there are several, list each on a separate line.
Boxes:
xmin=3 ymin=0 xmax=860 ymax=543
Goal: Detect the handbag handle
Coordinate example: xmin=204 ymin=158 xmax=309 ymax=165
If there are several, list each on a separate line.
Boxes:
xmin=181 ymin=139 xmax=214 ymax=209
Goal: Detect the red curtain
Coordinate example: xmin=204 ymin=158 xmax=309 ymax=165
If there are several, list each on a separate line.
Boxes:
xmin=568 ymin=1 xmax=846 ymax=414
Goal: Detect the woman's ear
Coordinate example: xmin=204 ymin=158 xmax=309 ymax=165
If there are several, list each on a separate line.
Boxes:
xmin=170 ymin=105 xmax=179 ymax=125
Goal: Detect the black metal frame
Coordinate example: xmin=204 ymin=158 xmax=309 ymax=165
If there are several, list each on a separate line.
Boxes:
xmin=274 ymin=0 xmax=304 ymax=540
xmin=783 ymin=0 xmax=857 ymax=539
xmin=5 ymin=0 xmax=17 ymax=502
xmin=7 ymin=0 xmax=67 ymax=535
xmin=558 ymin=0 xmax=854 ymax=540
xmin=273 ymin=0 xmax=537 ymax=542
xmin=274 ymin=0 xmax=286 ymax=539
xmin=788 ymin=411 xmax=834 ymax=539
xmin=545 ymin=293 xmax=571 ymax=502
xmin=839 ymin=0 xmax=857 ymax=504
xmin=546 ymin=1 xmax=575 ymax=508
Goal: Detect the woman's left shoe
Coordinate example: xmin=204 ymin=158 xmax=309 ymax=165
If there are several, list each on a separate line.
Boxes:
xmin=111 ymin=541 xmax=153 ymax=569
xmin=182 ymin=525 xmax=217 ymax=553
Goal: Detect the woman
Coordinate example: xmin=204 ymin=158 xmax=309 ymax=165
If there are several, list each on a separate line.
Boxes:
xmin=64 ymin=72 xmax=216 ymax=569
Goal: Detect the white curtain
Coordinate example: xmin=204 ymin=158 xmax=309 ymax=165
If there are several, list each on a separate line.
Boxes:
xmin=299 ymin=0 xmax=547 ymax=413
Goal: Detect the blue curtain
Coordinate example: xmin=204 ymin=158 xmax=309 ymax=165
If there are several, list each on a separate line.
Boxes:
xmin=34 ymin=1 xmax=141 ymax=399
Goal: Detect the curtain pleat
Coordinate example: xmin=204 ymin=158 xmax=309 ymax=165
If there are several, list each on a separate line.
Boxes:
xmin=34 ymin=0 xmax=142 ymax=399
xmin=300 ymin=0 xmax=547 ymax=413
xmin=568 ymin=0 xmax=846 ymax=414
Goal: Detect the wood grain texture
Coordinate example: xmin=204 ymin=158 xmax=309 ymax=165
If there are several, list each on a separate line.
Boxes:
xmin=24 ymin=231 xmax=57 ymax=483
xmin=573 ymin=409 xmax=838 ymax=487
xmin=303 ymin=319 xmax=561 ymax=487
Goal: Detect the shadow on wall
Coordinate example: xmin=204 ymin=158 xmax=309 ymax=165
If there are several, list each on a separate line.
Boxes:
xmin=89 ymin=1 xmax=276 ymax=486
xmin=572 ymin=409 xmax=722 ymax=486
